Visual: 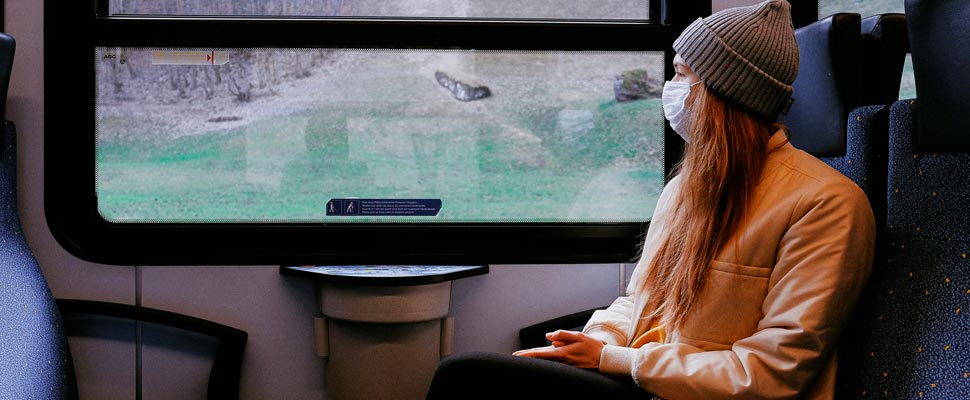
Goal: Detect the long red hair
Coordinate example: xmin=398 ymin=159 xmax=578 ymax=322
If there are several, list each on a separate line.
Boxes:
xmin=639 ymin=83 xmax=787 ymax=330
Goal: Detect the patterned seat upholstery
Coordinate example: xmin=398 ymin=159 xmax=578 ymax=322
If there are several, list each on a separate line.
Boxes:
xmin=837 ymin=99 xmax=970 ymax=399
xmin=820 ymin=105 xmax=889 ymax=231
xmin=0 ymin=32 xmax=79 ymax=400
xmin=837 ymin=1 xmax=970 ymax=396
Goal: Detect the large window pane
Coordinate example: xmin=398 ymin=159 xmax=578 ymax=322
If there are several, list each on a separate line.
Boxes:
xmin=96 ymin=48 xmax=665 ymax=223
xmin=819 ymin=0 xmax=914 ymax=100
xmin=108 ymin=0 xmax=650 ymax=20
xmin=819 ymin=0 xmax=900 ymax=19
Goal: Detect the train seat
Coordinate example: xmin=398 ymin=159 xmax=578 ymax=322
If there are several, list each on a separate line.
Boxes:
xmin=0 ymin=32 xmax=79 ymax=400
xmin=780 ymin=12 xmax=861 ymax=158
xmin=0 ymin=31 xmax=247 ymax=399
xmin=824 ymin=13 xmax=909 ymax=233
xmin=0 ymin=115 xmax=250 ymax=399
xmin=782 ymin=12 xmax=904 ymax=234
xmin=835 ymin=0 xmax=970 ymax=397
xmin=859 ymin=13 xmax=909 ymax=107
xmin=837 ymin=101 xmax=970 ymax=399
xmin=904 ymin=0 xmax=970 ymax=152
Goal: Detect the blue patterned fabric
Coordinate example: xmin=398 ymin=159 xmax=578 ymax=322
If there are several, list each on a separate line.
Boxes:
xmin=0 ymin=121 xmax=77 ymax=399
xmin=836 ymin=100 xmax=970 ymax=399
xmin=887 ymin=101 xmax=970 ymax=240
xmin=822 ymin=104 xmax=889 ymax=230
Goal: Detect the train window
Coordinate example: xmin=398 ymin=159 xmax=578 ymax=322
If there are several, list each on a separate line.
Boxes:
xmin=819 ymin=0 xmax=916 ymax=99
xmin=45 ymin=0 xmax=709 ymax=265
xmin=108 ymin=0 xmax=651 ymax=20
xmin=96 ymin=48 xmax=664 ymax=224
xmin=818 ymin=0 xmax=899 ymax=20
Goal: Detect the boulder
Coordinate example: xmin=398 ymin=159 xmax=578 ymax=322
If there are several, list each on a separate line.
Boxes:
xmin=434 ymin=71 xmax=492 ymax=102
xmin=207 ymin=115 xmax=242 ymax=123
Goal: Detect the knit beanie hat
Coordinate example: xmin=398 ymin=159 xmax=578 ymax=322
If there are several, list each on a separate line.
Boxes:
xmin=673 ymin=0 xmax=799 ymax=121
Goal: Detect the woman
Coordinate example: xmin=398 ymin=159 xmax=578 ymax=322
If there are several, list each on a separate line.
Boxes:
xmin=427 ymin=1 xmax=875 ymax=398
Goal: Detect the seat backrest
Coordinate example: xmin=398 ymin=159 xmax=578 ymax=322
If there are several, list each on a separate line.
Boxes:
xmin=0 ymin=33 xmax=11 ymax=120
xmin=823 ymin=13 xmax=909 ymax=233
xmin=0 ymin=34 xmax=79 ymax=397
xmin=778 ymin=13 xmax=891 ymax=227
xmin=837 ymin=98 xmax=970 ymax=399
xmin=779 ymin=13 xmax=861 ymax=158
xmin=58 ymin=299 xmax=248 ymax=400
xmin=835 ymin=2 xmax=970 ymax=397
xmin=823 ymin=104 xmax=889 ymax=232
xmin=786 ymin=12 xmax=913 ymax=234
xmin=905 ymin=0 xmax=970 ymax=152
xmin=859 ymin=14 xmax=909 ymax=106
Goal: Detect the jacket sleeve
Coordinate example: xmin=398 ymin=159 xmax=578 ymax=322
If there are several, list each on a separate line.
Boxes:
xmin=598 ymin=182 xmax=876 ymax=399
xmin=582 ymin=295 xmax=635 ymax=346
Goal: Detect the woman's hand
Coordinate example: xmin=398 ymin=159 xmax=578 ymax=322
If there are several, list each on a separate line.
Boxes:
xmin=512 ymin=330 xmax=605 ymax=370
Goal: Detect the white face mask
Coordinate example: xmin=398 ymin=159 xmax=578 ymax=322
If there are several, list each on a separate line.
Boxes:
xmin=662 ymin=80 xmax=703 ymax=142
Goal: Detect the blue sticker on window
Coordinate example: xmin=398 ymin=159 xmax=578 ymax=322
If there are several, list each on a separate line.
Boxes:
xmin=327 ymin=199 xmax=441 ymax=217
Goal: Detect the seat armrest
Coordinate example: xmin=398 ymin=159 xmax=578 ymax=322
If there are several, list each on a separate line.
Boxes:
xmin=57 ymin=299 xmax=247 ymax=400
xmin=518 ymin=306 xmax=607 ymax=350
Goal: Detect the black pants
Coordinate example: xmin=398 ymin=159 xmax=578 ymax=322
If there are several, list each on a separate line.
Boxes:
xmin=426 ymin=352 xmax=653 ymax=400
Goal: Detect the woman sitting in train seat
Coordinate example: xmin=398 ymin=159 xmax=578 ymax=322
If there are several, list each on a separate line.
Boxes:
xmin=426 ymin=0 xmax=875 ymax=399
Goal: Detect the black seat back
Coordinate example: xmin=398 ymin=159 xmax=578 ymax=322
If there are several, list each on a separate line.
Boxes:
xmin=780 ymin=13 xmax=861 ymax=157
xmin=859 ymin=14 xmax=909 ymax=106
xmin=905 ymin=0 xmax=970 ymax=152
xmin=0 ymin=32 xmax=11 ymax=120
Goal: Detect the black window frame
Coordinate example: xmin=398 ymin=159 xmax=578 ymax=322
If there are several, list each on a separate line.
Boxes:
xmin=45 ymin=0 xmax=714 ymax=266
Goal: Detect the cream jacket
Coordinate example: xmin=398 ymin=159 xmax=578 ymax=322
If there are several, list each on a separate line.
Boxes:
xmin=584 ymin=132 xmax=875 ymax=399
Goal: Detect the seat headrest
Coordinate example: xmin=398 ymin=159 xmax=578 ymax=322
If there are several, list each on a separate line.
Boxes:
xmin=779 ymin=13 xmax=861 ymax=157
xmin=0 ymin=33 xmax=14 ymax=121
xmin=905 ymin=0 xmax=970 ymax=152
xmin=859 ymin=14 xmax=908 ymax=106
xmin=790 ymin=1 xmax=818 ymax=30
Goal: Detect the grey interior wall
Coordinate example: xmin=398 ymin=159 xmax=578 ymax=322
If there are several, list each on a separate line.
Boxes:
xmin=4 ymin=2 xmax=627 ymax=399
xmin=140 ymin=266 xmax=326 ymax=399
xmin=451 ymin=264 xmax=621 ymax=354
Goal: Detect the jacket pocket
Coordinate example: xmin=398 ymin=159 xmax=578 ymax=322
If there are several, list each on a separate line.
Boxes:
xmin=678 ymin=260 xmax=771 ymax=346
